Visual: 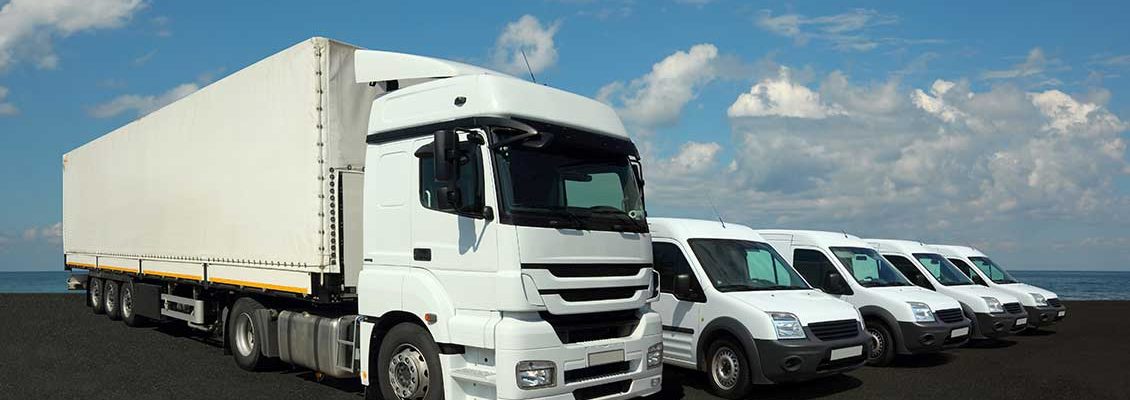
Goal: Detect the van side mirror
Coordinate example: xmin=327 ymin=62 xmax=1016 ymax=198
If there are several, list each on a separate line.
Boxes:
xmin=825 ymin=271 xmax=851 ymax=295
xmin=673 ymin=274 xmax=692 ymax=296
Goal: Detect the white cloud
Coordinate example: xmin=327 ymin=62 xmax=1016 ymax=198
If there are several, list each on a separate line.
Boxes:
xmin=912 ymin=79 xmax=965 ymax=123
xmin=982 ymin=47 xmax=1056 ymax=80
xmin=0 ymin=85 xmax=17 ymax=115
xmin=19 ymin=222 xmax=61 ymax=244
xmin=755 ymin=9 xmax=903 ymax=52
xmin=0 ymin=0 xmax=145 ymax=70
xmin=1030 ymin=89 xmax=1126 ymax=136
xmin=88 ymin=82 xmax=200 ymax=118
xmin=598 ymin=44 xmax=720 ymax=131
xmin=728 ymin=67 xmax=845 ymax=119
xmin=492 ymin=15 xmax=561 ymax=76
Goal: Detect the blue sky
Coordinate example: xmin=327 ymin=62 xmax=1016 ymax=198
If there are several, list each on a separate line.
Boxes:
xmin=1 ymin=0 xmax=1128 ymax=271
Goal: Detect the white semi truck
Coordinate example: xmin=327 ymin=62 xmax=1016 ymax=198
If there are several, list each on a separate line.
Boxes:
xmin=63 ymin=37 xmax=664 ymax=400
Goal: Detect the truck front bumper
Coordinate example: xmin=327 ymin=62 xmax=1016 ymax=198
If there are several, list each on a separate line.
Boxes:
xmin=751 ymin=331 xmax=869 ymax=384
xmin=492 ymin=311 xmax=663 ymax=400
xmin=1024 ymin=305 xmax=1067 ymax=328
xmin=896 ymin=318 xmax=971 ymax=354
xmin=972 ymin=311 xmax=1027 ymax=339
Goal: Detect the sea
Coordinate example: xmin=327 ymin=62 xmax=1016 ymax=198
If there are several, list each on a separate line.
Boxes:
xmin=1 ymin=270 xmax=1129 ymax=300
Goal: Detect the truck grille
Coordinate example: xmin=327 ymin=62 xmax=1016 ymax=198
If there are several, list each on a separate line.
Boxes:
xmin=808 ymin=320 xmax=860 ymax=341
xmin=564 ymin=361 xmax=631 ymax=384
xmin=1003 ymin=302 xmax=1023 ymax=314
xmin=935 ymin=308 xmax=964 ymax=323
xmin=540 ymin=310 xmax=640 ymax=344
xmin=522 ymin=264 xmax=649 ymax=278
xmin=540 ymin=286 xmax=647 ymax=302
xmin=1047 ymin=298 xmax=1061 ymax=307
xmin=573 ymin=380 xmax=631 ymax=400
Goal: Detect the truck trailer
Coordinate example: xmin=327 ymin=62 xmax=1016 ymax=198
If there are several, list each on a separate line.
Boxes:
xmin=63 ymin=37 xmax=664 ymax=400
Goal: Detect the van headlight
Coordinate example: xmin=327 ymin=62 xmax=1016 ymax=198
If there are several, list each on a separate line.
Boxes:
xmin=647 ymin=343 xmax=663 ymax=369
xmin=983 ymin=297 xmax=1004 ymax=313
xmin=516 ymin=360 xmax=556 ymax=390
xmin=770 ymin=312 xmax=806 ymax=340
xmin=1030 ymin=293 xmax=1047 ymax=307
xmin=908 ymin=302 xmax=935 ymax=323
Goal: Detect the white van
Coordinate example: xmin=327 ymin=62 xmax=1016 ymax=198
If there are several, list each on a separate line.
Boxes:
xmin=758 ymin=230 xmax=970 ymax=366
xmin=867 ymin=239 xmax=1028 ymax=340
xmin=650 ymin=218 xmax=868 ymax=399
xmin=931 ymin=245 xmax=1066 ymax=329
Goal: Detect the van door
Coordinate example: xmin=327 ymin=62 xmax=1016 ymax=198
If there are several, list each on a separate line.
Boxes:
xmin=651 ymin=240 xmax=706 ymax=369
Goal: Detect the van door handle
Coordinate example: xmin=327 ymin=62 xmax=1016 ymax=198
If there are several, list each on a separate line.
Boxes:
xmin=413 ymin=248 xmax=432 ymax=261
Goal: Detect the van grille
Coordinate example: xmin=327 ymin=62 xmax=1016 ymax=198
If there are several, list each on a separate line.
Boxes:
xmin=936 ymin=308 xmax=964 ymax=323
xmin=540 ymin=310 xmax=640 ymax=344
xmin=1047 ymin=298 xmax=1061 ymax=307
xmin=522 ymin=264 xmax=649 ymax=278
xmin=1003 ymin=302 xmax=1023 ymax=314
xmin=808 ymin=320 xmax=860 ymax=341
xmin=573 ymin=380 xmax=631 ymax=400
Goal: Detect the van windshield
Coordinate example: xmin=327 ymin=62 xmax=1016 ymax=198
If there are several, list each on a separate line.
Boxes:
xmin=913 ymin=253 xmax=975 ymax=286
xmin=687 ymin=239 xmax=810 ymax=292
xmin=830 ymin=247 xmax=913 ymax=288
xmin=969 ymin=257 xmax=1019 ymax=284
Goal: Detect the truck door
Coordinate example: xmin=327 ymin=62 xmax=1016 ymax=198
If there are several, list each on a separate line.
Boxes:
xmin=651 ymin=240 xmax=706 ymax=368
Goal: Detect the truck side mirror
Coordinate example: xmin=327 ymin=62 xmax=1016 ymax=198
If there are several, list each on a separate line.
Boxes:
xmin=673 ymin=274 xmax=692 ymax=297
xmin=432 ymin=129 xmax=459 ymax=183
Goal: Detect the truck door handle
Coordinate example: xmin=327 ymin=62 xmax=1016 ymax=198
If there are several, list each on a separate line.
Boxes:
xmin=413 ymin=248 xmax=432 ymax=261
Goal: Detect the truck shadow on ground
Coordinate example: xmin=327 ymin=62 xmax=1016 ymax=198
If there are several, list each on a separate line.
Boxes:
xmin=649 ymin=367 xmax=863 ymax=400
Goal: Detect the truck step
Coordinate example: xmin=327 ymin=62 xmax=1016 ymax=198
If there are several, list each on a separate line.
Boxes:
xmin=450 ymin=367 xmax=496 ymax=386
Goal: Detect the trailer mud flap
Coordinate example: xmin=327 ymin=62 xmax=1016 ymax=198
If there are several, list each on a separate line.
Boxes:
xmin=133 ymin=283 xmax=163 ymax=320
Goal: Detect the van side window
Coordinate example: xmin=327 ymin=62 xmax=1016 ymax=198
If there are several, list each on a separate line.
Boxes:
xmin=949 ymin=258 xmax=986 ymax=285
xmin=885 ymin=255 xmax=932 ymax=289
xmin=418 ymin=143 xmax=483 ymax=215
xmin=652 ymin=242 xmax=704 ymax=302
xmin=792 ymin=249 xmax=837 ymax=289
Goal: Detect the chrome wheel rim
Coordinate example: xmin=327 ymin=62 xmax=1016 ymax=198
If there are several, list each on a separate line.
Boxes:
xmin=90 ymin=279 xmax=102 ymax=307
xmin=867 ymin=327 xmax=886 ymax=360
xmin=234 ymin=313 xmax=256 ymax=357
xmin=121 ymin=284 xmax=133 ymax=319
xmin=711 ymin=346 xmax=740 ymax=391
xmin=388 ymin=344 xmax=429 ymax=400
xmin=105 ymin=282 xmax=118 ymax=313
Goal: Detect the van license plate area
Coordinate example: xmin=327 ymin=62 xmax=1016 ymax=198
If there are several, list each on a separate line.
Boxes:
xmin=951 ymin=327 xmax=969 ymax=338
xmin=588 ymin=349 xmax=625 ymax=366
xmin=1015 ymin=318 xmax=1027 ymax=326
xmin=829 ymin=345 xmax=862 ymax=361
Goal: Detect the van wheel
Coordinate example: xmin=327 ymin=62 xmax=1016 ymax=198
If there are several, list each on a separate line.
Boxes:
xmin=89 ymin=278 xmax=105 ymax=314
xmin=706 ymin=337 xmax=752 ymax=400
xmin=228 ymin=297 xmax=273 ymax=371
xmin=865 ymin=321 xmax=895 ymax=366
xmin=104 ymin=280 xmax=122 ymax=320
xmin=120 ymin=281 xmax=147 ymax=327
xmin=377 ymin=323 xmax=444 ymax=400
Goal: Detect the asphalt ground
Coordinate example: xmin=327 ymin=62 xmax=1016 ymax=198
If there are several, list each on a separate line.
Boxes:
xmin=0 ymin=294 xmax=1125 ymax=400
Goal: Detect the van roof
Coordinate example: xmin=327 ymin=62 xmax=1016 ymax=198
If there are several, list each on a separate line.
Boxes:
xmin=930 ymin=244 xmax=987 ymax=258
xmin=648 ymin=217 xmax=766 ymax=243
xmin=756 ymin=229 xmax=873 ymax=249
xmin=865 ymin=238 xmax=939 ymax=256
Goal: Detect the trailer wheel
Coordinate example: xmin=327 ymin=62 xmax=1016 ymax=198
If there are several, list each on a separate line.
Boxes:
xmin=120 ymin=281 xmax=147 ymax=327
xmin=89 ymin=278 xmax=105 ymax=314
xmin=377 ymin=323 xmax=443 ymax=400
xmin=865 ymin=320 xmax=895 ymax=366
xmin=705 ymin=337 xmax=752 ymax=400
xmin=104 ymin=280 xmax=122 ymax=320
xmin=228 ymin=297 xmax=272 ymax=371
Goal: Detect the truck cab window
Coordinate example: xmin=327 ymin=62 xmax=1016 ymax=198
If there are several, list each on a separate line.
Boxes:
xmin=419 ymin=143 xmax=483 ymax=214
xmin=652 ymin=242 xmax=703 ymax=301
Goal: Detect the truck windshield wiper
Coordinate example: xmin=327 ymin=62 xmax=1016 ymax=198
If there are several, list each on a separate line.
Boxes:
xmin=588 ymin=207 xmax=645 ymax=231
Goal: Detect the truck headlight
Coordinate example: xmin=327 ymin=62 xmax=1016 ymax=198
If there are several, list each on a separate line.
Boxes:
xmin=516 ymin=360 xmax=556 ymax=390
xmin=908 ymin=302 xmax=935 ymax=323
xmin=647 ymin=343 xmax=663 ymax=369
xmin=1030 ymin=293 xmax=1047 ymax=307
xmin=983 ymin=297 xmax=1004 ymax=313
xmin=770 ymin=312 xmax=806 ymax=340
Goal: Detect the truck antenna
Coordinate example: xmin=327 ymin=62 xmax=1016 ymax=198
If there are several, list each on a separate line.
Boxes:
xmin=707 ymin=194 xmax=725 ymax=228
xmin=520 ymin=49 xmax=537 ymax=83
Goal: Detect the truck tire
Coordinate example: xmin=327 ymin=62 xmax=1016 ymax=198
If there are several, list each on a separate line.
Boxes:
xmin=865 ymin=320 xmax=895 ymax=366
xmin=104 ymin=280 xmax=122 ymax=320
xmin=120 ymin=280 xmax=147 ymax=327
xmin=89 ymin=278 xmax=105 ymax=314
xmin=706 ymin=337 xmax=752 ymax=400
xmin=228 ymin=297 xmax=273 ymax=371
xmin=376 ymin=323 xmax=444 ymax=400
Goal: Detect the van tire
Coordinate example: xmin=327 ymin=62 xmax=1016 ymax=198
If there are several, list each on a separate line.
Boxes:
xmin=89 ymin=278 xmax=105 ymax=314
xmin=865 ymin=320 xmax=895 ymax=366
xmin=228 ymin=297 xmax=273 ymax=371
xmin=376 ymin=323 xmax=444 ymax=400
xmin=104 ymin=280 xmax=122 ymax=320
xmin=705 ymin=337 xmax=753 ymax=400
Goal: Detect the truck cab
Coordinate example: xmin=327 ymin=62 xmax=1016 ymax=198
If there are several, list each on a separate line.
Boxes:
xmin=867 ymin=239 xmax=1027 ymax=340
xmin=649 ymin=218 xmax=867 ymax=399
xmin=356 ymin=52 xmax=663 ymax=400
xmin=931 ymin=244 xmax=1066 ymax=329
xmin=758 ymin=230 xmax=970 ymax=366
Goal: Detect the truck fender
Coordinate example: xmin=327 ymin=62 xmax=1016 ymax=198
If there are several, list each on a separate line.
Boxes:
xmin=697 ymin=317 xmax=762 ymax=383
xmin=399 ymin=267 xmax=457 ymax=344
xmin=858 ymin=306 xmax=905 ymax=354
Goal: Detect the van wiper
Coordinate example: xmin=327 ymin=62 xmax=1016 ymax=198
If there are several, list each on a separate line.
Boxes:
xmin=713 ymin=283 xmax=759 ymax=292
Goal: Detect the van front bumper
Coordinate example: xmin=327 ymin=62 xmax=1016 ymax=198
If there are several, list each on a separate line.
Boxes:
xmin=972 ymin=312 xmax=1027 ymax=339
xmin=1024 ymin=305 xmax=1067 ymax=328
xmin=895 ymin=318 xmax=971 ymax=354
xmin=751 ymin=331 xmax=869 ymax=384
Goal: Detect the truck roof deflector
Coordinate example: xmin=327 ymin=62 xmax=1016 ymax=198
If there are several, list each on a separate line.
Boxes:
xmin=353 ymin=50 xmax=496 ymax=83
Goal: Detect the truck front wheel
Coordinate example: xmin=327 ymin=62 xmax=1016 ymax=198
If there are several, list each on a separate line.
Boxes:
xmin=376 ymin=323 xmax=444 ymax=400
xmin=706 ymin=337 xmax=752 ymax=400
xmin=228 ymin=297 xmax=273 ymax=371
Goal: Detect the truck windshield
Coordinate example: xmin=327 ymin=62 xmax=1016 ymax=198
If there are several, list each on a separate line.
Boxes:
xmin=913 ymin=253 xmax=975 ymax=286
xmin=492 ymin=124 xmax=646 ymax=233
xmin=687 ymin=239 xmax=810 ymax=292
xmin=968 ymin=257 xmax=1019 ymax=284
xmin=830 ymin=247 xmax=912 ymax=288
